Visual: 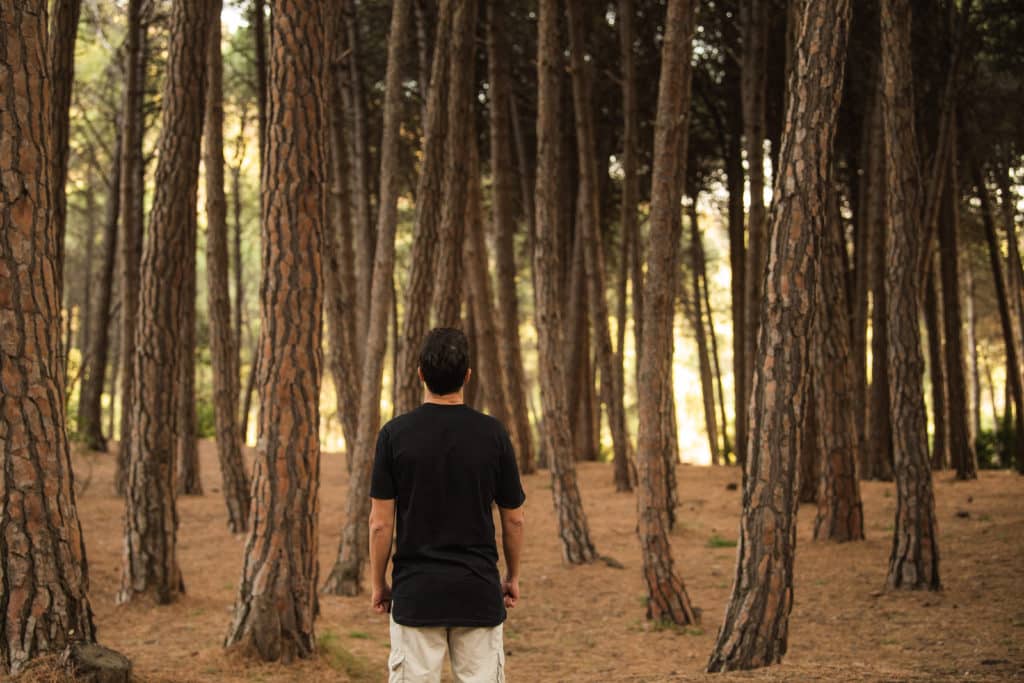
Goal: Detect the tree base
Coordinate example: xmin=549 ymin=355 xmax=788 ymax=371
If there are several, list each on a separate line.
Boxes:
xmin=321 ymin=561 xmax=361 ymax=596
xmin=60 ymin=643 xmax=131 ymax=683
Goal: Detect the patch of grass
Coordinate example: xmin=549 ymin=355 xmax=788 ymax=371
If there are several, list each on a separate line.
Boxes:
xmin=707 ymin=534 xmax=737 ymax=548
xmin=318 ymin=629 xmax=375 ymax=683
xmin=347 ymin=630 xmax=370 ymax=640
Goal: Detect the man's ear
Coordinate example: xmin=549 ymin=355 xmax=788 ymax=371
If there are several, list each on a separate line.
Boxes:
xmin=464 ymin=368 xmax=472 ymax=386
xmin=417 ymin=367 xmax=424 ymax=383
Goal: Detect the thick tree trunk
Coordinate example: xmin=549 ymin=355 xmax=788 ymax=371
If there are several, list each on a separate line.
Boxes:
xmin=813 ymin=219 xmax=866 ymax=542
xmin=119 ymin=0 xmax=213 ymax=604
xmin=116 ymin=0 xmax=147 ymax=496
xmin=322 ymin=0 xmax=410 ymax=596
xmin=1 ymin=3 xmax=97 ymax=670
xmin=634 ymin=0 xmax=700 ymax=626
xmin=690 ymin=205 xmax=720 ymax=466
xmin=938 ymin=135 xmax=977 ymax=480
xmin=740 ymin=0 xmax=769 ymax=472
xmin=78 ymin=135 xmax=122 ymax=452
xmin=924 ymin=262 xmax=949 ymax=471
xmin=975 ymin=164 xmax=1024 ymax=470
xmin=432 ymin=0 xmax=477 ymax=326
xmin=565 ymin=0 xmax=631 ymax=492
xmin=708 ymin=0 xmax=851 ymax=669
xmin=536 ymin=0 xmax=598 ymax=564
xmin=488 ymin=0 xmax=535 ymax=474
xmin=204 ymin=0 xmax=251 ymax=532
xmin=880 ymin=0 xmax=941 ymax=590
xmin=395 ymin=0 xmax=453 ymax=414
xmin=224 ymin=0 xmax=326 ymax=660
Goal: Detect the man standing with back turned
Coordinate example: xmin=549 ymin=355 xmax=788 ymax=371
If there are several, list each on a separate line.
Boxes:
xmin=369 ymin=328 xmax=526 ymax=682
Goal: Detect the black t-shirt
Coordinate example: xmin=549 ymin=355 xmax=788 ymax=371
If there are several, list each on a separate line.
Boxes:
xmin=369 ymin=403 xmax=526 ymax=627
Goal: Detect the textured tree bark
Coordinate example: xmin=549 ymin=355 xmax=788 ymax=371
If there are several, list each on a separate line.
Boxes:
xmin=176 ymin=241 xmax=201 ymax=496
xmin=740 ymin=0 xmax=769 ymax=473
xmin=394 ymin=0 xmax=453 ymax=414
xmin=565 ymin=0 xmax=632 ymax=492
xmin=924 ymin=261 xmax=948 ymax=470
xmin=1 ymin=2 xmax=98 ymax=671
xmin=937 ymin=132 xmax=977 ymax=480
xmin=799 ymin=400 xmax=819 ymax=504
xmin=119 ymin=0 xmax=213 ymax=605
xmin=204 ymin=0 xmax=251 ymax=532
xmin=535 ymin=0 xmax=597 ymax=564
xmin=880 ymin=0 xmax=941 ymax=591
xmin=48 ymin=0 xmax=83 ymax=299
xmin=975 ymin=164 xmax=1024 ymax=469
xmin=116 ymin=0 xmax=148 ymax=496
xmin=224 ymin=0 xmax=326 ymax=660
xmin=322 ymin=0 xmax=410 ymax=596
xmin=813 ymin=219 xmax=866 ymax=542
xmin=252 ymin=0 xmax=267 ymax=166
xmin=431 ymin=0 xmax=477 ymax=326
xmin=708 ymin=0 xmax=851 ymax=669
xmin=635 ymin=0 xmax=699 ymax=625
xmin=689 ymin=205 xmax=720 ymax=466
xmin=78 ymin=135 xmax=122 ymax=452
xmin=488 ymin=0 xmax=535 ymax=474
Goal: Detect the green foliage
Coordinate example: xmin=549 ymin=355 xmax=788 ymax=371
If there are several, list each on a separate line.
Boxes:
xmin=706 ymin=534 xmax=736 ymax=548
xmin=976 ymin=423 xmax=1018 ymax=470
xmin=317 ymin=630 xmax=375 ymax=683
xmin=195 ymin=396 xmax=217 ymax=440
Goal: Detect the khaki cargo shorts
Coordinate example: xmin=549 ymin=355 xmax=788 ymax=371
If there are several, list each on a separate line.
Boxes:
xmin=388 ymin=613 xmax=506 ymax=682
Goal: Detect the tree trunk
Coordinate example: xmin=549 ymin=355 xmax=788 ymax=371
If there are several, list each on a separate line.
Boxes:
xmin=708 ymin=0 xmax=851 ymax=669
xmin=78 ymin=134 xmax=122 ymax=452
xmin=879 ymin=0 xmax=941 ymax=590
xmin=813 ymin=217 xmax=866 ymax=542
xmin=119 ymin=0 xmax=213 ymax=605
xmin=997 ymin=168 xmax=1024 ymax=377
xmin=204 ymin=0 xmax=251 ymax=532
xmin=395 ymin=0 xmax=453 ymax=414
xmin=565 ymin=0 xmax=631 ymax=491
xmin=175 ymin=244 xmax=201 ymax=496
xmin=700 ymin=225 xmax=731 ymax=461
xmin=740 ymin=0 xmax=769 ymax=472
xmin=224 ymin=0 xmax=326 ymax=660
xmin=116 ymin=0 xmax=148 ymax=496
xmin=232 ymin=113 xmax=246 ymax=387
xmin=975 ymin=163 xmax=1024 ymax=470
xmin=432 ymin=0 xmax=477 ymax=326
xmin=799 ymin=400 xmax=819 ymax=504
xmin=322 ymin=0 xmax=411 ymax=596
xmin=488 ymin=0 xmax=535 ymax=474
xmin=252 ymin=0 xmax=268 ymax=166
xmin=48 ymin=0 xmax=83 ymax=301
xmin=1 ymin=3 xmax=97 ymax=670
xmin=938 ymin=132 xmax=977 ymax=479
xmin=725 ymin=49 xmax=746 ymax=469
xmin=535 ymin=0 xmax=598 ymax=564
xmin=924 ymin=261 xmax=948 ymax=470
xmin=689 ymin=204 xmax=720 ymax=466
xmin=963 ymin=251 xmax=980 ymax=446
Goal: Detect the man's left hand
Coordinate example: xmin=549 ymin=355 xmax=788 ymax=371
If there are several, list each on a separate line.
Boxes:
xmin=371 ymin=583 xmax=392 ymax=614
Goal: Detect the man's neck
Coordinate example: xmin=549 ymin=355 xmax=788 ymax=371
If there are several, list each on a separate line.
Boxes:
xmin=423 ymin=391 xmax=464 ymax=405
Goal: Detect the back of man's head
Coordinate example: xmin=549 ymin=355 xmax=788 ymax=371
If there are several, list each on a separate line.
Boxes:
xmin=419 ymin=327 xmax=469 ymax=395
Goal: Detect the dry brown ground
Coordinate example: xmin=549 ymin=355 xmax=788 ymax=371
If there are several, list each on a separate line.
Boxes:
xmin=60 ymin=440 xmax=1024 ymax=682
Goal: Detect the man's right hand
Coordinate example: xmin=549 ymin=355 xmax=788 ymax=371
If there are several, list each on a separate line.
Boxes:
xmin=502 ymin=576 xmax=520 ymax=608
xmin=371 ymin=583 xmax=392 ymax=614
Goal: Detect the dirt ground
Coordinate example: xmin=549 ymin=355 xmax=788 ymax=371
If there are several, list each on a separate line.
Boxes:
xmin=58 ymin=440 xmax=1024 ymax=682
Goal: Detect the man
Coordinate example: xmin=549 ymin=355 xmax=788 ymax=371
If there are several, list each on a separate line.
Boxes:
xmin=369 ymin=327 xmax=526 ymax=682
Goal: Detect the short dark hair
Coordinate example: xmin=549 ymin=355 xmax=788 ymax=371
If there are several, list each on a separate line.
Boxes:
xmin=418 ymin=327 xmax=469 ymax=395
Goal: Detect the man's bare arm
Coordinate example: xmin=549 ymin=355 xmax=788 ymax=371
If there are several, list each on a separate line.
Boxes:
xmin=369 ymin=497 xmax=396 ymax=613
xmin=499 ymin=505 xmax=525 ymax=607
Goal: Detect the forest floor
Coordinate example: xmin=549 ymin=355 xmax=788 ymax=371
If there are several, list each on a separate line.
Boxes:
xmin=54 ymin=440 xmax=1024 ymax=682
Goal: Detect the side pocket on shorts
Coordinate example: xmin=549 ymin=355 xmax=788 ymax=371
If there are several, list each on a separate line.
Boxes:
xmin=494 ymin=626 xmax=506 ymax=683
xmin=388 ymin=615 xmax=405 ymax=682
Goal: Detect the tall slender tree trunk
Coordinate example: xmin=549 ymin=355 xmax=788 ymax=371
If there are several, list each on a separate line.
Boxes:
xmin=252 ymin=0 xmax=268 ymax=166
xmin=565 ymin=0 xmax=631 ymax=492
xmin=536 ymin=0 xmax=597 ymax=564
xmin=724 ymin=49 xmax=746 ymax=469
xmin=924 ymin=261 xmax=949 ymax=470
xmin=395 ymin=0 xmax=453 ymax=414
xmin=740 ymin=0 xmax=768 ymax=472
xmin=964 ymin=252 xmax=980 ymax=445
xmin=690 ymin=204 xmax=720 ymax=466
xmin=116 ymin=0 xmax=148 ymax=496
xmin=1 ymin=2 xmax=97 ymax=669
xmin=432 ymin=0 xmax=477 ymax=326
xmin=698 ymin=224 xmax=731 ymax=460
xmin=232 ymin=111 xmax=246 ymax=387
xmin=635 ymin=0 xmax=700 ymax=625
xmin=938 ymin=133 xmax=977 ymax=479
xmin=224 ymin=0 xmax=326 ymax=659
xmin=119 ymin=0 xmax=213 ymax=605
xmin=322 ymin=0 xmax=411 ymax=596
xmin=78 ymin=135 xmax=122 ymax=452
xmin=205 ymin=0 xmax=251 ymax=532
xmin=813 ymin=216 xmax=866 ymax=542
xmin=176 ymin=243 xmax=201 ymax=496
xmin=488 ymin=0 xmax=535 ymax=473
xmin=974 ymin=163 xmax=1024 ymax=470
xmin=708 ymin=0 xmax=851 ymax=669
xmin=880 ymin=0 xmax=941 ymax=590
